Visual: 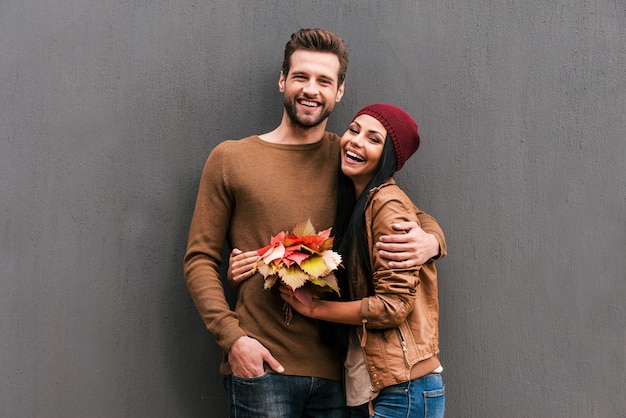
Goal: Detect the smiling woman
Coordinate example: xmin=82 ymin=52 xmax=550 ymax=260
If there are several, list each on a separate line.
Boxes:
xmin=281 ymin=103 xmax=445 ymax=418
xmin=340 ymin=114 xmax=387 ymax=197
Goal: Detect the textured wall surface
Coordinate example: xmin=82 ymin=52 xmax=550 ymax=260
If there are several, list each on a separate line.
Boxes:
xmin=1 ymin=1 xmax=624 ymax=417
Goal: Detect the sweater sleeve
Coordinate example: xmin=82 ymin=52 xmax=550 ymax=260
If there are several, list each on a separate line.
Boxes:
xmin=183 ymin=143 xmax=247 ymax=352
xmin=416 ymin=208 xmax=447 ymax=260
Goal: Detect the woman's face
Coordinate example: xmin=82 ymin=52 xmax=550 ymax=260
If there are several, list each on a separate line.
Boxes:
xmin=340 ymin=114 xmax=387 ymax=196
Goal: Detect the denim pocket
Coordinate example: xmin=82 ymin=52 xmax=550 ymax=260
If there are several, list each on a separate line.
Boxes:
xmin=423 ymin=384 xmax=445 ymax=417
xmin=231 ymin=372 xmax=269 ymax=382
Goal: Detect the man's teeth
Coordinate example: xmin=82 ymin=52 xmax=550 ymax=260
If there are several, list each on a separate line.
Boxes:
xmin=300 ymin=100 xmax=318 ymax=107
xmin=347 ymin=151 xmax=365 ymax=162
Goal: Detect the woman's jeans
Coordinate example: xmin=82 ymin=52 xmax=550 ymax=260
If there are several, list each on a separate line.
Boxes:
xmin=224 ymin=373 xmax=347 ymax=418
xmin=349 ymin=373 xmax=445 ymax=418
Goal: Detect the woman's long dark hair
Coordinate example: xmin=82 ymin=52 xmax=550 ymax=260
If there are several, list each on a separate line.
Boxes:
xmin=320 ymin=136 xmax=398 ymax=354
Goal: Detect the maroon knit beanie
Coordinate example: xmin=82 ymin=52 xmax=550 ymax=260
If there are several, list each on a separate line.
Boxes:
xmin=355 ymin=103 xmax=420 ymax=170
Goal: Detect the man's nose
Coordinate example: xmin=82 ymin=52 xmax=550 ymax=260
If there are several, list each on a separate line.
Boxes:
xmin=302 ymin=80 xmax=318 ymax=96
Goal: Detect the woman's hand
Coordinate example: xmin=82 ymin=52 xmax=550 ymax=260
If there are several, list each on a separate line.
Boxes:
xmin=280 ymin=281 xmax=363 ymax=325
xmin=279 ymin=285 xmax=317 ymax=318
xmin=227 ymin=248 xmax=261 ymax=287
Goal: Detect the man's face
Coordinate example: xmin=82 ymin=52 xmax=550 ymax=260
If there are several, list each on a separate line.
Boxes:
xmin=279 ymin=50 xmax=345 ymax=128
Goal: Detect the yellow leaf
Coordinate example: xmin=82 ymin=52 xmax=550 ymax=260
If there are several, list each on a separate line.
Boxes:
xmin=264 ymin=275 xmax=278 ymax=290
xmin=291 ymin=218 xmax=316 ymax=237
xmin=300 ymin=255 xmax=330 ymax=278
xmin=257 ymin=261 xmax=278 ymax=278
xmin=279 ymin=266 xmax=310 ymax=290
xmin=310 ymin=275 xmax=341 ymax=296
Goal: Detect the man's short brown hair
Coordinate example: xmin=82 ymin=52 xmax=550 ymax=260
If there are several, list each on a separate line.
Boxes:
xmin=282 ymin=28 xmax=349 ymax=85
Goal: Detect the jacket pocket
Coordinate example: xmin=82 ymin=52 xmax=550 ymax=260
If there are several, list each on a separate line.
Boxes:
xmin=396 ymin=322 xmax=419 ymax=368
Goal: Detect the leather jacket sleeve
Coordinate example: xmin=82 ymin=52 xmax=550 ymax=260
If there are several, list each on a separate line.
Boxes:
xmin=360 ymin=184 xmax=422 ymax=329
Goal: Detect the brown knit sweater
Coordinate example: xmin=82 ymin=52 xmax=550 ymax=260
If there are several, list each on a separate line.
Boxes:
xmin=184 ymin=133 xmax=343 ymax=379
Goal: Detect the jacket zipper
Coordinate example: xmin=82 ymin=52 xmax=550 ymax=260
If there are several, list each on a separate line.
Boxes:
xmin=397 ymin=328 xmax=411 ymax=368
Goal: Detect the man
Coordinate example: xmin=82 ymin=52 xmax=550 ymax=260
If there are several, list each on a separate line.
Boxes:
xmin=184 ymin=28 xmax=446 ymax=417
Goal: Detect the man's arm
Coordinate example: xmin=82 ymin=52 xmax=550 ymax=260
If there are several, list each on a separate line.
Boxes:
xmin=183 ymin=147 xmax=282 ymax=376
xmin=376 ymin=210 xmax=446 ymax=268
xmin=183 ymin=148 xmax=245 ymax=349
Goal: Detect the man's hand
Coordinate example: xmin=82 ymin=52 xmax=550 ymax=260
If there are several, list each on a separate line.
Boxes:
xmin=376 ymin=221 xmax=439 ymax=268
xmin=227 ymin=248 xmax=261 ymax=287
xmin=228 ymin=336 xmax=284 ymax=377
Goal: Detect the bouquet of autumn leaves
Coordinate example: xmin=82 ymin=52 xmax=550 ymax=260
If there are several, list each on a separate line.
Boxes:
xmin=255 ymin=219 xmax=342 ymax=324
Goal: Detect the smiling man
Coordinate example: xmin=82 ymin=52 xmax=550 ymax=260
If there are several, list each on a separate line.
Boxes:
xmin=279 ymin=49 xmax=344 ymax=130
xmin=183 ymin=28 xmax=446 ymax=418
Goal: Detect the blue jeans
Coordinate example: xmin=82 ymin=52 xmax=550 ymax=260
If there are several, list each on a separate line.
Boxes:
xmin=348 ymin=373 xmax=445 ymax=418
xmin=224 ymin=373 xmax=347 ymax=418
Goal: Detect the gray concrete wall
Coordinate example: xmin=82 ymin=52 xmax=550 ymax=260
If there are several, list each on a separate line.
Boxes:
xmin=1 ymin=1 xmax=624 ymax=417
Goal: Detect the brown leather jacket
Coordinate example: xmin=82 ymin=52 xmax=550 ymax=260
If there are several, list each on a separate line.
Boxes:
xmin=349 ymin=179 xmax=445 ymax=391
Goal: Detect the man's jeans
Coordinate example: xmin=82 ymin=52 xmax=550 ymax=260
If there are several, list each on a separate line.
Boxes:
xmin=224 ymin=373 xmax=347 ymax=418
xmin=348 ymin=373 xmax=445 ymax=418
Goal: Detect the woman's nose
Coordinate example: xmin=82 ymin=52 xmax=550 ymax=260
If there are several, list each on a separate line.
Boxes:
xmin=349 ymin=134 xmax=363 ymax=147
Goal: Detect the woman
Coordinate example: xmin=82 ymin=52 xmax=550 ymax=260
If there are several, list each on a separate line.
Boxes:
xmin=281 ymin=104 xmax=445 ymax=417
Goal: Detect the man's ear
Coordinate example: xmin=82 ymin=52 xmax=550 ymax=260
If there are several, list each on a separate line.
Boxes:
xmin=278 ymin=71 xmax=285 ymax=93
xmin=335 ymin=82 xmax=345 ymax=102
